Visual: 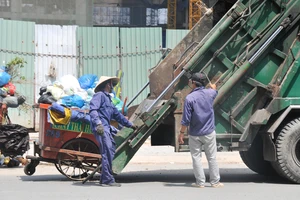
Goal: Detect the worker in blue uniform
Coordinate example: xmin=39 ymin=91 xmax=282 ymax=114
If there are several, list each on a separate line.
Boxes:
xmin=89 ymin=76 xmax=137 ymax=187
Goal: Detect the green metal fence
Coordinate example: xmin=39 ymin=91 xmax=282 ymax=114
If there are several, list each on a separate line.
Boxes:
xmin=166 ymin=29 xmax=190 ymax=49
xmin=0 ymin=18 xmax=189 ymax=128
xmin=0 ymin=19 xmax=35 ymax=127
xmin=77 ymin=27 xmax=162 ymax=106
xmin=76 ymin=27 xmax=120 ymax=78
xmin=120 ymin=27 xmax=162 ymax=105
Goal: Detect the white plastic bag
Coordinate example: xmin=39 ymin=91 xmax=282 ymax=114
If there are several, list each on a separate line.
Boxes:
xmin=46 ymin=85 xmax=65 ymax=100
xmin=59 ymin=75 xmax=81 ymax=95
xmin=75 ymin=89 xmax=88 ymax=100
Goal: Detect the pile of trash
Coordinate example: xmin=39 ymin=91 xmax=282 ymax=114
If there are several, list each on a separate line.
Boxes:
xmin=0 ymin=153 xmax=28 ymax=167
xmin=38 ymin=74 xmax=127 ymax=114
xmin=0 ymin=66 xmax=26 ymax=108
xmin=0 ymin=66 xmax=29 ymax=168
xmin=0 ymin=124 xmax=29 ymax=167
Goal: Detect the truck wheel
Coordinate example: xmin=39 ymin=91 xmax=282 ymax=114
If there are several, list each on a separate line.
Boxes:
xmin=272 ymin=118 xmax=300 ymax=183
xmin=239 ymin=134 xmax=276 ymax=176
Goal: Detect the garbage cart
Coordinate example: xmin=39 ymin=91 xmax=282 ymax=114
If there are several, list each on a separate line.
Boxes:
xmin=25 ymin=103 xmax=101 ymax=181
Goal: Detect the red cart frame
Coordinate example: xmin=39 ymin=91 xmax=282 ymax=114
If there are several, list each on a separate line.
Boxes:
xmin=25 ymin=103 xmax=101 ymax=181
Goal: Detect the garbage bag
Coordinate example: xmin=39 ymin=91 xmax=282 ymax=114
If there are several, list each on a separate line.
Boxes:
xmin=0 ymin=153 xmax=4 ymax=165
xmin=86 ymin=88 xmax=95 ymax=96
xmin=0 ymin=124 xmax=29 ymax=157
xmin=71 ymin=110 xmax=91 ymax=124
xmin=59 ymin=75 xmax=81 ymax=95
xmin=49 ymin=102 xmax=90 ymax=124
xmin=0 ymin=66 xmax=8 ymax=72
xmin=111 ymin=96 xmax=121 ymax=106
xmin=46 ymin=85 xmax=65 ymax=100
xmin=6 ymin=157 xmax=20 ymax=167
xmin=3 ymin=82 xmax=16 ymax=95
xmin=39 ymin=86 xmax=47 ymax=96
xmin=48 ymin=105 xmax=71 ymax=125
xmin=110 ymin=95 xmax=127 ymax=115
xmin=2 ymin=96 xmax=26 ymax=108
xmin=61 ymin=94 xmax=85 ymax=108
xmin=78 ymin=74 xmax=98 ymax=89
xmin=115 ymin=101 xmax=128 ymax=115
xmin=2 ymin=96 xmax=18 ymax=108
xmin=75 ymin=89 xmax=88 ymax=101
xmin=38 ymin=93 xmax=56 ymax=104
xmin=17 ymin=95 xmax=26 ymax=105
xmin=0 ymin=71 xmax=11 ymax=87
xmin=0 ymin=88 xmax=8 ymax=97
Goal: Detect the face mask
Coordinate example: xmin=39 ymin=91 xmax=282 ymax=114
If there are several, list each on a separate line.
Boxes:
xmin=109 ymin=81 xmax=114 ymax=93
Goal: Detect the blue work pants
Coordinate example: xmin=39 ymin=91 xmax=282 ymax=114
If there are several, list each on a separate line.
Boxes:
xmin=94 ymin=130 xmax=116 ymax=184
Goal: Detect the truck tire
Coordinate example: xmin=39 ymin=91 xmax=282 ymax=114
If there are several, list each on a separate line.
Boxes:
xmin=271 ymin=118 xmax=300 ymax=183
xmin=239 ymin=134 xmax=276 ymax=176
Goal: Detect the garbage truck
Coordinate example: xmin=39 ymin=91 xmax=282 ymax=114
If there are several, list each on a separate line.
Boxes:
xmin=26 ymin=0 xmax=300 ymax=184
xmin=112 ymin=0 xmax=300 ymax=184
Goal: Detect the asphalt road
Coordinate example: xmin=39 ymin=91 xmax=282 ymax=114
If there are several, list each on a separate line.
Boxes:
xmin=0 ymin=135 xmax=299 ymax=200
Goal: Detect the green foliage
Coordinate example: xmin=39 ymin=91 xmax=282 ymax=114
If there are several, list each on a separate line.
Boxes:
xmin=6 ymin=57 xmax=27 ymax=83
xmin=5 ymin=57 xmax=30 ymax=113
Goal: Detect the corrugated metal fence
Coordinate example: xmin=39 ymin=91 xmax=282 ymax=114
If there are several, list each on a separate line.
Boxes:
xmin=0 ymin=19 xmax=189 ymax=129
xmin=77 ymin=27 xmax=162 ymax=105
xmin=0 ymin=19 xmax=35 ymax=128
xmin=35 ymin=25 xmax=77 ymax=101
xmin=166 ymin=29 xmax=190 ymax=49
xmin=120 ymin=27 xmax=162 ymax=105
xmin=76 ymin=27 xmax=120 ymax=77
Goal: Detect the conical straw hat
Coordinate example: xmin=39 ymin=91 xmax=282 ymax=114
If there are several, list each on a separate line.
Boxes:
xmin=94 ymin=76 xmax=119 ymax=93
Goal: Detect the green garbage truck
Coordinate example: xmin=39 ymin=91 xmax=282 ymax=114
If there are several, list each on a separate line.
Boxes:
xmin=25 ymin=0 xmax=300 ymax=184
xmin=111 ymin=0 xmax=300 ymax=184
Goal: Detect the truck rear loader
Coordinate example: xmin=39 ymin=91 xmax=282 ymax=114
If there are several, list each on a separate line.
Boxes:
xmin=112 ymin=0 xmax=300 ymax=184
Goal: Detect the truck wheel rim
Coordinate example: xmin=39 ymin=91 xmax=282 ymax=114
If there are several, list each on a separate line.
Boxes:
xmin=292 ymin=137 xmax=300 ymax=167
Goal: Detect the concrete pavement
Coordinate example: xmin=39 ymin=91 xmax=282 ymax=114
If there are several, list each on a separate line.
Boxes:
xmin=3 ymin=135 xmax=296 ymax=200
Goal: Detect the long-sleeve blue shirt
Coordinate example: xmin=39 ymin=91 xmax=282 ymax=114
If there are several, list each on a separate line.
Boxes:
xmin=181 ymin=87 xmax=218 ymax=136
xmin=89 ymin=91 xmax=132 ymax=133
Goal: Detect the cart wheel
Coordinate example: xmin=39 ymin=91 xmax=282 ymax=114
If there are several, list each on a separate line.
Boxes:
xmin=54 ymin=162 xmax=63 ymax=174
xmin=24 ymin=163 xmax=36 ymax=175
xmin=56 ymin=138 xmax=100 ymax=181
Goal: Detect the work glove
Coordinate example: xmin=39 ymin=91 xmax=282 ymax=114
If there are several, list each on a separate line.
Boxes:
xmin=96 ymin=124 xmax=104 ymax=136
xmin=131 ymin=124 xmax=138 ymax=131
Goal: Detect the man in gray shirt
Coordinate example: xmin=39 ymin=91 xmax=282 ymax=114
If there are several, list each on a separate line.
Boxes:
xmin=178 ymin=72 xmax=224 ymax=188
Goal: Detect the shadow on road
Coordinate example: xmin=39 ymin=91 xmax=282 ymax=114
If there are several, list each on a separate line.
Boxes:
xmin=19 ymin=168 xmax=291 ymax=186
xmin=116 ymin=168 xmax=290 ymax=185
xmin=20 ymin=174 xmax=70 ymax=182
